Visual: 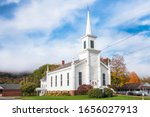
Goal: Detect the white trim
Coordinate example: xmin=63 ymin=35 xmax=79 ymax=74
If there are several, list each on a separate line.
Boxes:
xmin=75 ymin=59 xmax=86 ymax=67
xmin=50 ymin=67 xmax=71 ymax=74
xmin=100 ymin=61 xmax=109 ymax=69
xmin=80 ymin=35 xmax=97 ymax=40
xmin=35 ymin=88 xmax=47 ymax=91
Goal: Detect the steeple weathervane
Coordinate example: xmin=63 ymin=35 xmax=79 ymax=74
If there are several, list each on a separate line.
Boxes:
xmin=85 ymin=9 xmax=92 ymax=35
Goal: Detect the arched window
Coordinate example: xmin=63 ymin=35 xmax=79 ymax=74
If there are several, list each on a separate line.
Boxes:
xmin=79 ymin=72 xmax=82 ymax=85
xmin=103 ymin=73 xmax=106 ymax=86
xmin=55 ymin=75 xmax=57 ymax=87
xmin=90 ymin=40 xmax=94 ymax=48
xmin=60 ymin=74 xmax=63 ymax=86
xmin=67 ymin=73 xmax=69 ymax=86
xmin=51 ymin=76 xmax=53 ymax=87
xmin=84 ymin=41 xmax=86 ymax=49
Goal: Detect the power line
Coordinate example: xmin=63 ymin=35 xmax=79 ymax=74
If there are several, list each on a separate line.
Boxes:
xmin=101 ymin=31 xmax=148 ymax=52
xmin=100 ymin=7 xmax=150 ymax=50
xmin=125 ymin=54 xmax=150 ymax=65
xmin=124 ymin=45 xmax=150 ymax=56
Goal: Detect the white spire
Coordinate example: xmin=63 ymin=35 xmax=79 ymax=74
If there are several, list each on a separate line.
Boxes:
xmin=85 ymin=10 xmax=92 ymax=35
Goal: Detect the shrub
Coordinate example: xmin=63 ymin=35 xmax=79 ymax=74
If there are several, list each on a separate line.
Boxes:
xmin=88 ymin=88 xmax=114 ymax=98
xmin=21 ymin=82 xmax=37 ymax=96
xmin=88 ymin=88 xmax=103 ymax=98
xmin=77 ymin=84 xmax=93 ymax=95
xmin=103 ymin=88 xmax=113 ymax=97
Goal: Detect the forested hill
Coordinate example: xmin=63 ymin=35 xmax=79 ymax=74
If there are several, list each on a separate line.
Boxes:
xmin=0 ymin=72 xmax=31 ymax=84
xmin=0 ymin=64 xmax=59 ymax=84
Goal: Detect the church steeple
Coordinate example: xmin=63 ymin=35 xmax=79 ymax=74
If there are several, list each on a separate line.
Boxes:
xmin=79 ymin=8 xmax=100 ymax=62
xmin=85 ymin=10 xmax=92 ymax=35
xmin=80 ymin=9 xmax=97 ymax=52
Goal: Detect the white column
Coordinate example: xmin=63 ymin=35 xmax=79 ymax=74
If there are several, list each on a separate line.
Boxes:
xmin=108 ymin=60 xmax=111 ymax=85
xmin=71 ymin=59 xmax=76 ymax=90
xmin=98 ymin=56 xmax=102 ymax=87
xmin=86 ymin=51 xmax=90 ymax=84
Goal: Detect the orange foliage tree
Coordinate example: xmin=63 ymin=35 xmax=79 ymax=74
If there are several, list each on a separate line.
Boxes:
xmin=128 ymin=72 xmax=141 ymax=83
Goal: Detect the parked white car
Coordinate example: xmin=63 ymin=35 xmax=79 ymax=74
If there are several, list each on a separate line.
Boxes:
xmin=127 ymin=91 xmax=148 ymax=96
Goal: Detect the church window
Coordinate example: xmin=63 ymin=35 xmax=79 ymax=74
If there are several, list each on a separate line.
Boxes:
xmin=51 ymin=76 xmax=53 ymax=87
xmin=84 ymin=41 xmax=86 ymax=49
xmin=67 ymin=73 xmax=69 ymax=86
xmin=55 ymin=75 xmax=57 ymax=87
xmin=60 ymin=74 xmax=63 ymax=86
xmin=103 ymin=73 xmax=106 ymax=86
xmin=79 ymin=72 xmax=82 ymax=85
xmin=90 ymin=40 xmax=94 ymax=48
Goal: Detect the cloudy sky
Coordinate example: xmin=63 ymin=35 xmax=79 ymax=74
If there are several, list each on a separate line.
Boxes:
xmin=0 ymin=0 xmax=150 ymax=77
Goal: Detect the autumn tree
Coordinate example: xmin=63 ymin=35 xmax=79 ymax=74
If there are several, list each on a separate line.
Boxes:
xmin=128 ymin=72 xmax=141 ymax=83
xmin=110 ymin=55 xmax=129 ymax=88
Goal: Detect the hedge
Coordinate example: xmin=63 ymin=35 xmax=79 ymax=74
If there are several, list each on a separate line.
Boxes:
xmin=88 ymin=88 xmax=113 ymax=98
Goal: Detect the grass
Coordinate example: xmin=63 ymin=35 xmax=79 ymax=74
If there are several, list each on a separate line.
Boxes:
xmin=22 ymin=95 xmax=150 ymax=100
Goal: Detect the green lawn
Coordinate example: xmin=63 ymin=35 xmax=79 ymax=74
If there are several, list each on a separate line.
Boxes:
xmin=22 ymin=95 xmax=150 ymax=100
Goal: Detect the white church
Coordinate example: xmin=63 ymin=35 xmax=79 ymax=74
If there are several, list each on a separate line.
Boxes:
xmin=37 ymin=10 xmax=111 ymax=96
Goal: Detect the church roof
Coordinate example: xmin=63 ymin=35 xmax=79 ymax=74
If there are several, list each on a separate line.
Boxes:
xmin=50 ymin=58 xmax=109 ymax=72
xmin=51 ymin=59 xmax=83 ymax=72
xmin=120 ymin=83 xmax=150 ymax=90
xmin=100 ymin=58 xmax=110 ymax=65
xmin=0 ymin=84 xmax=20 ymax=90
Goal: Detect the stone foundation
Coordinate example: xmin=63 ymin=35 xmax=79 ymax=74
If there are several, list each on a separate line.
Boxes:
xmin=45 ymin=90 xmax=77 ymax=96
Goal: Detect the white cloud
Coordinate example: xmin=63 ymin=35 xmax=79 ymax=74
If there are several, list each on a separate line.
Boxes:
xmin=0 ymin=0 xmax=96 ymax=72
xmin=107 ymin=0 xmax=150 ymax=27
xmin=0 ymin=0 xmax=150 ymax=77
xmin=127 ymin=60 xmax=150 ymax=77
xmin=0 ymin=36 xmax=80 ymax=72
xmin=140 ymin=20 xmax=150 ymax=25
xmin=0 ymin=0 xmax=95 ymax=36
xmin=11 ymin=0 xmax=95 ymax=31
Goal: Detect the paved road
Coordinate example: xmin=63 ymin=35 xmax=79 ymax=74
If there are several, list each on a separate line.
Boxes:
xmin=0 ymin=97 xmax=20 ymax=100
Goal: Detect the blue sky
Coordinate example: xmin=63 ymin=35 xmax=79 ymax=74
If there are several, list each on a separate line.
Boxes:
xmin=0 ymin=0 xmax=150 ymax=77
